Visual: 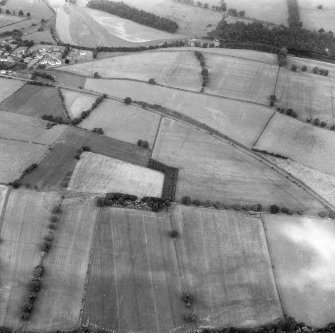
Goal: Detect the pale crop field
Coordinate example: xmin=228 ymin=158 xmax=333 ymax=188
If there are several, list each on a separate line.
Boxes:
xmin=84 ymin=79 xmax=274 ymax=147
xmin=0 ymin=139 xmax=48 ymax=183
xmin=60 ymin=89 xmax=96 ymax=119
xmin=79 ymin=99 xmax=161 ymax=146
xmin=204 ymin=54 xmax=279 ymax=104
xmin=152 ymin=118 xmax=324 ymax=213
xmin=0 ymin=14 xmax=25 ymax=28
xmin=0 ymin=190 xmax=60 ymax=329
xmin=263 ymin=214 xmax=335 ymax=327
xmin=0 ymin=78 xmax=25 ymax=102
xmin=0 ymin=185 xmax=8 ymax=214
xmin=4 ymin=0 xmax=53 ymax=19
xmin=69 ymin=152 xmax=164 ymax=197
xmin=26 ymin=195 xmax=99 ymax=332
xmin=59 ymin=51 xmax=202 ymax=91
xmin=275 ymin=68 xmax=334 ymax=124
xmin=254 ymin=112 xmax=335 ymax=176
xmin=55 ymin=6 xmax=75 ymax=45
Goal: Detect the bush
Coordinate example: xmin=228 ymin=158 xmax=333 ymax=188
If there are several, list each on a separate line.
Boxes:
xmin=301 ymin=65 xmax=307 ymax=71
xmin=32 ymin=265 xmax=44 ymax=279
xmin=41 ymin=240 xmax=52 ymax=252
xmin=44 ymin=232 xmax=54 ymax=242
xmin=48 ymin=222 xmax=57 ymax=230
xmin=270 ymin=204 xmax=280 ymax=214
xmin=124 ymin=97 xmax=132 ymax=105
xmin=281 ymin=207 xmax=291 ymax=215
xmin=82 ymin=145 xmax=90 ymax=151
xmin=50 ymin=215 xmax=59 ymax=223
xmin=29 ymin=279 xmax=42 ymax=293
xmin=270 ymin=94 xmax=277 ymax=102
xmin=291 ymin=64 xmax=297 ymax=71
xmin=92 ymin=127 xmax=104 ymax=135
xmin=183 ymin=313 xmax=197 ymax=323
xmin=296 ymin=209 xmax=304 ymax=215
xmin=137 ymin=139 xmax=149 ymax=149
xmin=192 ymin=199 xmax=201 ymax=206
xmin=148 ymin=78 xmax=156 ymax=84
xmin=52 ymin=204 xmax=62 ymax=214
xmin=182 ymin=196 xmax=191 ymax=205
xmin=320 ymin=121 xmax=327 ymax=128
xmin=169 ymin=230 xmax=179 ymax=238
xmin=203 ymin=200 xmax=212 ymax=208
xmin=252 ymin=203 xmax=262 ymax=212
xmin=319 ymin=211 xmax=328 ymax=218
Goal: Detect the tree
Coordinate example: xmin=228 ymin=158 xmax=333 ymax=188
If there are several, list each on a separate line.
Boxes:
xmin=124 ymin=97 xmax=132 ymax=105
xmin=18 ymin=10 xmax=24 ymax=16
xmin=270 ymin=204 xmax=280 ymax=214
xmin=27 ymin=12 xmax=30 ymax=17
xmin=291 ymin=64 xmax=297 ymax=71
xmin=182 ymin=196 xmax=191 ymax=205
xmin=239 ymin=10 xmax=245 ymax=17
xmin=317 ymin=4 xmax=323 ymax=9
xmin=301 ymin=65 xmax=307 ymax=71
xmin=148 ymin=78 xmax=156 ymax=84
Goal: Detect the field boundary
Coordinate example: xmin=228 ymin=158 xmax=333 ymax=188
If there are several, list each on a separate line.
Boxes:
xmin=0 ymin=187 xmax=11 ymax=236
xmin=0 ymin=17 xmax=30 ymax=29
xmin=252 ymin=110 xmax=277 ymax=147
xmin=151 ymin=116 xmax=163 ymax=154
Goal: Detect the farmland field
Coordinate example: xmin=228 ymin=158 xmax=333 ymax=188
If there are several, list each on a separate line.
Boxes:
xmin=25 ymin=29 xmax=55 ymax=44
xmin=0 ymin=190 xmax=60 ymax=329
xmin=275 ymin=68 xmax=334 ymax=123
xmin=0 ymin=78 xmax=25 ymax=102
xmin=84 ymin=79 xmax=274 ymax=147
xmin=0 ymin=139 xmax=48 ymax=183
xmin=152 ymin=118 xmax=325 ymax=213
xmin=26 ymin=194 xmax=99 ymax=332
xmin=58 ymin=51 xmax=202 ymax=91
xmin=69 ymin=152 xmax=164 ymax=196
xmin=79 ymin=99 xmax=161 ymax=146
xmin=55 ymin=6 xmax=75 ymax=45
xmin=0 ymin=14 xmax=25 ymax=28
xmin=4 ymin=0 xmax=53 ymax=20
xmin=204 ymin=54 xmax=278 ymax=104
xmin=0 ymin=185 xmax=8 ymax=215
xmin=21 ymin=127 xmax=151 ymax=190
xmin=0 ymin=85 xmax=67 ymax=119
xmin=263 ymin=214 xmax=335 ymax=327
xmin=254 ymin=112 xmax=335 ymax=176
xmin=60 ymin=89 xmax=96 ymax=119
xmin=83 ymin=206 xmax=283 ymax=332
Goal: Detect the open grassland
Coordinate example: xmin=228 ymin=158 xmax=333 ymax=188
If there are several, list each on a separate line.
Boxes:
xmin=4 ymin=0 xmax=53 ymax=20
xmin=0 ymin=78 xmax=25 ymax=102
xmin=21 ymin=127 xmax=151 ymax=190
xmin=26 ymin=195 xmax=99 ymax=332
xmin=254 ymin=113 xmax=335 ymax=176
xmin=56 ymin=6 xmax=75 ymax=45
xmin=263 ymin=214 xmax=335 ymax=327
xmin=69 ymin=152 xmax=164 ymax=197
xmin=0 ymin=139 xmax=48 ymax=183
xmin=275 ymin=68 xmax=334 ymax=123
xmin=47 ymin=70 xmax=86 ymax=88
xmin=60 ymin=89 xmax=96 ymax=119
xmin=152 ymin=118 xmax=324 ymax=213
xmin=79 ymin=99 xmax=161 ymax=146
xmin=25 ymin=29 xmax=55 ymax=44
xmin=299 ymin=0 xmax=335 ymax=32
xmin=58 ymin=51 xmax=202 ymax=91
xmin=0 ymin=85 xmax=66 ymax=119
xmin=204 ymin=54 xmax=279 ymax=104
xmin=0 ymin=14 xmax=25 ymax=27
xmin=0 ymin=112 xmax=67 ymax=145
xmin=84 ymin=79 xmax=274 ymax=147
xmin=0 ymin=190 xmax=60 ymax=329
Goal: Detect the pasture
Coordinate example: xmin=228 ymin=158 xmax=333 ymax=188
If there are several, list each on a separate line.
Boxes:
xmin=4 ymin=0 xmax=53 ymax=20
xmin=26 ymin=195 xmax=99 ymax=332
xmin=0 ymin=139 xmax=48 ymax=183
xmin=60 ymin=89 xmax=96 ymax=119
xmin=79 ymin=99 xmax=161 ymax=146
xmin=254 ymin=112 xmax=335 ymax=176
xmin=0 ymin=78 xmax=25 ymax=102
xmin=59 ymin=51 xmax=202 ymax=91
xmin=55 ymin=6 xmax=74 ymax=45
xmin=0 ymin=190 xmax=60 ymax=329
xmin=84 ymin=79 xmax=274 ymax=147
xmin=0 ymin=14 xmax=25 ymax=28
xmin=0 ymin=85 xmax=67 ymax=119
xmin=152 ymin=118 xmax=324 ymax=213
xmin=21 ymin=127 xmax=151 ymax=189
xmin=275 ymin=68 xmax=334 ymax=124
xmin=69 ymin=152 xmax=164 ymax=196
xmin=204 ymin=54 xmax=279 ymax=104
xmin=0 ymin=185 xmax=8 ymax=214
xmin=263 ymin=214 xmax=335 ymax=327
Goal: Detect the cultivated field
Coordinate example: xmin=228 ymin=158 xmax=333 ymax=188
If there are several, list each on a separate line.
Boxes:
xmin=46 ymin=70 xmax=86 ymax=88
xmin=59 ymin=51 xmax=202 ymax=91
xmin=275 ymin=68 xmax=334 ymax=123
xmin=0 ymin=78 xmax=25 ymax=102
xmin=69 ymin=152 xmax=164 ymax=197
xmin=25 ymin=29 xmax=55 ymax=44
xmin=0 ymin=185 xmax=8 ymax=214
xmin=60 ymin=89 xmax=96 ymax=119
xmin=0 ymin=139 xmax=48 ymax=183
xmin=79 ymin=99 xmax=161 ymax=146
xmin=204 ymin=54 xmax=279 ymax=104
xmin=0 ymin=14 xmax=25 ymax=28
xmin=299 ymin=0 xmax=335 ymax=32
xmin=84 ymin=79 xmax=274 ymax=147
xmin=263 ymin=214 xmax=335 ymax=327
xmin=4 ymin=0 xmax=53 ymax=20
xmin=26 ymin=194 xmax=99 ymax=332
xmin=0 ymin=85 xmax=67 ymax=119
xmin=254 ymin=112 xmax=335 ymax=176
xmin=152 ymin=118 xmax=324 ymax=213
xmin=0 ymin=190 xmax=61 ymax=329
xmin=0 ymin=111 xmax=67 ymax=145
xmin=21 ymin=127 xmax=151 ymax=190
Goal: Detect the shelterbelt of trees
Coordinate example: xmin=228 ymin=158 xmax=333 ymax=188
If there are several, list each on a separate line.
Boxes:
xmin=86 ymin=0 xmax=179 ymax=33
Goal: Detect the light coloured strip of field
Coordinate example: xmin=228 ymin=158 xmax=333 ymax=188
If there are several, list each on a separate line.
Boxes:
xmin=26 ymin=195 xmax=99 ymax=331
xmin=56 ymin=6 xmax=75 ymax=44
xmin=58 ymin=51 xmax=202 ymax=91
xmin=204 ymin=54 xmax=279 ymax=104
xmin=0 ymin=190 xmax=61 ymax=329
xmin=276 ymin=68 xmax=334 ymax=123
xmin=79 ymin=99 xmax=161 ymax=146
xmin=0 ymin=139 xmax=49 ymax=183
xmin=60 ymin=89 xmax=97 ymax=119
xmin=254 ymin=112 xmax=335 ymax=176
xmin=0 ymin=14 xmax=25 ymax=27
xmin=69 ymin=152 xmax=164 ymax=197
xmin=0 ymin=185 xmax=8 ymax=216
xmin=263 ymin=214 xmax=335 ymax=327
xmin=0 ymin=78 xmax=25 ymax=102
xmin=152 ymin=118 xmax=324 ymax=213
xmin=84 ymin=79 xmax=274 ymax=147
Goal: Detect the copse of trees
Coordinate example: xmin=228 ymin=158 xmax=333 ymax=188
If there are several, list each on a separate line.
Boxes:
xmin=287 ymin=0 xmax=302 ymax=28
xmin=31 ymin=71 xmax=55 ymax=82
xmin=87 ymin=0 xmax=179 ymax=33
xmin=194 ymin=51 xmax=209 ymax=91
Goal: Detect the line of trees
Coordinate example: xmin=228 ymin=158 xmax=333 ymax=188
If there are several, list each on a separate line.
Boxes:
xmin=194 ymin=51 xmax=208 ymax=92
xmin=287 ymin=0 xmax=301 ymax=28
xmin=8 ymin=163 xmax=38 ymax=188
xmin=86 ymin=0 xmax=179 ymax=33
